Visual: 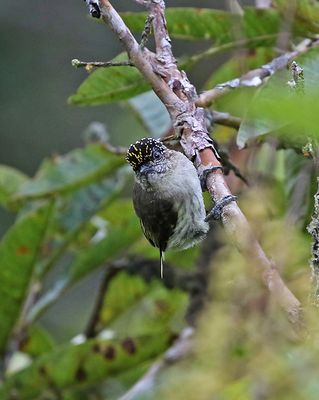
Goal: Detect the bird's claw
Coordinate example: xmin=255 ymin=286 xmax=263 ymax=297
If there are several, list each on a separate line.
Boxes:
xmin=199 ymin=166 xmax=224 ymax=191
xmin=205 ymin=195 xmax=237 ymax=221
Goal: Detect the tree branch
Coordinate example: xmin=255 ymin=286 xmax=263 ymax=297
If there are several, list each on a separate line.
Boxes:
xmin=84 ymin=268 xmax=118 ymax=338
xmin=197 ymin=38 xmax=319 ymax=108
xmin=94 ymin=0 xmax=302 ymax=325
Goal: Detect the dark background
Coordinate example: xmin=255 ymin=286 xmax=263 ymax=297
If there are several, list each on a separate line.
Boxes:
xmin=0 ymin=0 xmax=254 ymax=339
xmin=0 ymin=0 xmax=253 ymax=174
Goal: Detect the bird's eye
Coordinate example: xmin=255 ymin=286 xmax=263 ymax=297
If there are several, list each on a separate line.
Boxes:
xmin=153 ymin=150 xmax=161 ymax=160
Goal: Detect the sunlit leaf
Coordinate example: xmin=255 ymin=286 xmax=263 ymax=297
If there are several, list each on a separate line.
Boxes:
xmin=109 ymin=282 xmax=187 ymax=337
xmin=17 ymin=144 xmax=125 ymax=199
xmin=0 ymin=203 xmax=53 ymax=355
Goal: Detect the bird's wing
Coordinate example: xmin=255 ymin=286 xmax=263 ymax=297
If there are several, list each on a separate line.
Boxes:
xmin=133 ymin=183 xmax=178 ymax=252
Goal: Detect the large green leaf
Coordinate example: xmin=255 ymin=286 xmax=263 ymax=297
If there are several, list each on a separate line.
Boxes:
xmin=67 ymin=201 xmax=141 ymax=284
xmin=27 ymin=201 xmax=142 ymax=323
xmin=17 ymin=144 xmax=125 ymax=199
xmin=0 ymin=166 xmax=28 ymax=210
xmin=68 ymin=53 xmax=150 ymax=106
xmin=98 ymin=272 xmax=187 ymax=337
xmin=108 ymin=281 xmax=187 ymax=338
xmin=0 ymin=203 xmax=52 ymax=356
xmin=0 ymin=333 xmax=171 ymax=400
xmin=122 ymin=7 xmax=280 ymax=42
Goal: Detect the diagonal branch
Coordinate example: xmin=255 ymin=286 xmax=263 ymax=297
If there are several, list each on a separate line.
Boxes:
xmin=94 ymin=0 xmax=301 ymax=325
xmin=197 ymin=38 xmax=319 ymax=108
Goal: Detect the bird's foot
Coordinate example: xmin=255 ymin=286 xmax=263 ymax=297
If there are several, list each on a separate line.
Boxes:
xmin=199 ymin=166 xmax=224 ymax=191
xmin=205 ymin=195 xmax=237 ymax=221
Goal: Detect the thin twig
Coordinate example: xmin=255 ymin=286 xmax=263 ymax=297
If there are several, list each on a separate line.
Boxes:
xmin=197 ymin=38 xmax=319 ymax=108
xmin=183 ymin=34 xmax=278 ymax=70
xmin=96 ymin=0 xmax=302 ymax=326
xmin=212 ymin=110 xmax=241 ymax=129
xmin=102 ymin=142 xmax=127 ymax=155
xmin=71 ymin=59 xmax=134 ymax=72
xmin=84 ymin=268 xmax=119 ymax=338
xmin=140 ymin=14 xmax=154 ymax=49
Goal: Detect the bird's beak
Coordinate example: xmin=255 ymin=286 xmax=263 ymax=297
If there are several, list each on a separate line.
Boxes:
xmin=138 ymin=163 xmax=151 ymax=175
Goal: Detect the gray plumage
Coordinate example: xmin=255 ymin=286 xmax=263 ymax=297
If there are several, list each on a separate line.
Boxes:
xmin=126 ymin=138 xmax=209 ymax=277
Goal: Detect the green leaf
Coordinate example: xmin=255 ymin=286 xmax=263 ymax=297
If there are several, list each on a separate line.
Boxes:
xmin=27 ymin=201 xmax=142 ymax=323
xmin=236 ymin=48 xmax=319 ymax=148
xmin=0 ymin=166 xmax=28 ymax=210
xmin=17 ymin=144 xmax=125 ymax=199
xmin=122 ymin=7 xmax=280 ymax=42
xmin=55 ymin=167 xmax=131 ymax=233
xmin=21 ymin=325 xmax=55 ymax=358
xmin=100 ymin=273 xmax=149 ymax=327
xmin=67 ymin=201 xmax=141 ymax=284
xmin=100 ymin=273 xmax=187 ymax=337
xmin=108 ymin=280 xmax=187 ymax=337
xmin=0 ymin=333 xmax=171 ymax=400
xmin=68 ymin=54 xmax=150 ymax=106
xmin=0 ymin=203 xmax=53 ymax=356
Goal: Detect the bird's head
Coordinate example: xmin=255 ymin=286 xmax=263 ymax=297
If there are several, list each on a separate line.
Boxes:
xmin=126 ymin=138 xmax=169 ymax=176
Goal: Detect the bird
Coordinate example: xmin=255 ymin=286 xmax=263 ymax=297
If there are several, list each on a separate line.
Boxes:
xmin=126 ymin=138 xmax=210 ymax=278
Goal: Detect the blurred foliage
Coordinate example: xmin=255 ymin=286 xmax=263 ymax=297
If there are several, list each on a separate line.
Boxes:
xmin=1 ymin=1 xmax=319 ymax=399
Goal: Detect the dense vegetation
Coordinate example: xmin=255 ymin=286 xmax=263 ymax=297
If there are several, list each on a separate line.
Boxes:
xmin=1 ymin=1 xmax=319 ymax=398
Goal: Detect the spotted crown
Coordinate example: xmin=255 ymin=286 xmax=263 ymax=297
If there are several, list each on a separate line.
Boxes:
xmin=126 ymin=138 xmax=165 ymax=171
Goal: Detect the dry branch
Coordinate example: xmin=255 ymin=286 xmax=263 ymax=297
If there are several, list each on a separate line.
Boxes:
xmin=95 ymin=0 xmax=302 ymax=325
xmin=71 ymin=58 xmax=134 ymax=69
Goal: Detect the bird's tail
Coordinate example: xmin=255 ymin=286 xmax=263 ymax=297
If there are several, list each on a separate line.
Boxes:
xmin=160 ymin=250 xmax=165 ymax=279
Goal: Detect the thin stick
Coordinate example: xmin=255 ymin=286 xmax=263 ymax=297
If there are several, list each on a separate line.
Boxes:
xmin=71 ymin=59 xmax=134 ymax=71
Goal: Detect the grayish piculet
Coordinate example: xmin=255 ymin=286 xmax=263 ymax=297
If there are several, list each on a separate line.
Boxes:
xmin=126 ymin=138 xmax=209 ymax=277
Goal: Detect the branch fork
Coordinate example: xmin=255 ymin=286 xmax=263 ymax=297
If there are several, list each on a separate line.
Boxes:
xmin=86 ymin=0 xmax=301 ymax=325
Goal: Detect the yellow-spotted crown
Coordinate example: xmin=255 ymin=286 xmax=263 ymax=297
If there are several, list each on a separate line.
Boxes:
xmin=126 ymin=138 xmax=165 ymax=171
